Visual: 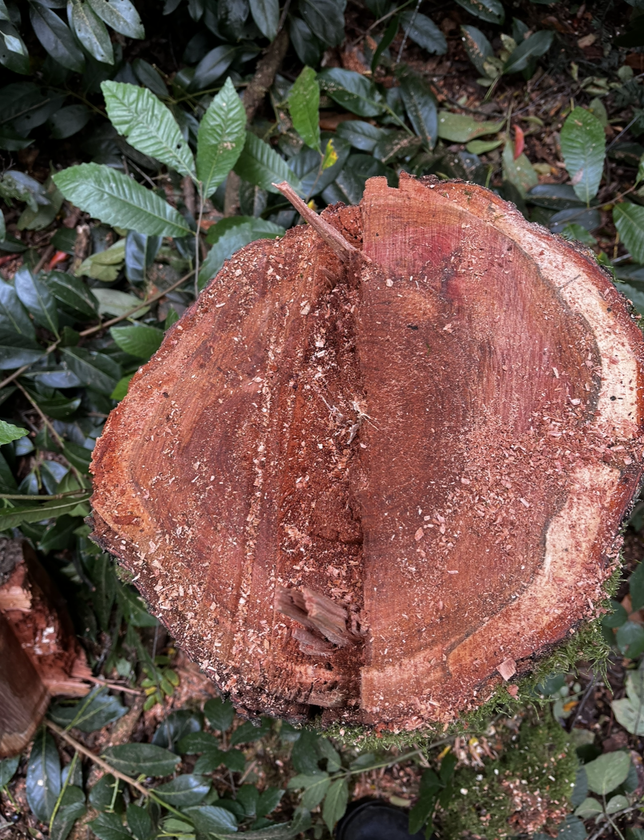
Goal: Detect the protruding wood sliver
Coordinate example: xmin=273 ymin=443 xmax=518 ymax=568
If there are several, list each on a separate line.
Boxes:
xmin=90 ymin=174 xmax=644 ymax=730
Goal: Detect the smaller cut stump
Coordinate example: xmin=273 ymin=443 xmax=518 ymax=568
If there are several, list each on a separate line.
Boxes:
xmin=90 ymin=174 xmax=644 ymax=731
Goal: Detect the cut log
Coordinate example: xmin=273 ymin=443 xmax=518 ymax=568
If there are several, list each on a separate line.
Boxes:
xmin=0 ymin=538 xmax=91 ymax=755
xmin=90 ymin=174 xmax=644 ymax=731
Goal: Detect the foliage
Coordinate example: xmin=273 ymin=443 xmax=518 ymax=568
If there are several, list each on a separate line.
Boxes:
xmin=1 ymin=1 xmax=644 ymax=839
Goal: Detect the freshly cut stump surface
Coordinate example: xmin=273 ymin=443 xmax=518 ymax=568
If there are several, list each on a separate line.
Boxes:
xmin=91 ymin=174 xmax=644 ymax=731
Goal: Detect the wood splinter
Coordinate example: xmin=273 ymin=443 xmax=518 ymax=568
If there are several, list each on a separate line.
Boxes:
xmin=90 ymin=174 xmax=644 ymax=730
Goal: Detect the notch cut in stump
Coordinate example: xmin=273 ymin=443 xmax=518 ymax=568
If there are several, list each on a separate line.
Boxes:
xmin=90 ymin=174 xmax=644 ymax=731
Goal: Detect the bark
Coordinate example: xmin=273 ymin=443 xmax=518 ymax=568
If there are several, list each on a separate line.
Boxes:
xmin=90 ymin=174 xmax=644 ymax=731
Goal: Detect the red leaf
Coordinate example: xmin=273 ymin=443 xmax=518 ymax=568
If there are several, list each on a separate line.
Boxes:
xmin=513 ymin=125 xmax=525 ymax=160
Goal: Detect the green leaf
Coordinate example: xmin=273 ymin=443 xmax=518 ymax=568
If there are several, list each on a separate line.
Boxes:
xmin=101 ymin=743 xmax=180 ymax=777
xmin=61 ymin=347 xmax=121 ymax=395
xmin=438 ymin=112 xmax=503 ymax=143
xmin=92 ymin=288 xmax=149 ymax=319
xmin=49 ymin=688 xmax=127 ymax=733
xmin=318 ymin=68 xmax=384 ymax=117
xmin=400 ymin=11 xmax=446 ymax=54
xmin=560 ymin=223 xmax=596 ymax=245
xmin=178 ymin=731 xmax=222 ymax=754
xmin=0 ymin=755 xmax=20 ymax=788
xmin=504 ymin=30 xmax=554 ymax=73
xmin=222 ymin=748 xmax=246 ymax=772
xmin=133 ymin=57 xmax=168 ymax=96
xmin=602 ymin=600 xmax=628 ymax=628
xmin=614 ymin=202 xmax=644 ymax=263
xmin=182 ymin=804 xmax=238 ymax=834
xmin=257 ymin=787 xmax=284 ymax=818
xmin=322 ymin=778 xmax=348 ymax=832
xmin=584 ymin=751 xmax=631 ymax=795
xmin=461 ymin=24 xmax=494 ymax=74
xmin=44 ymin=271 xmax=98 ymax=317
xmin=50 ymin=785 xmax=86 ymax=840
xmin=49 ymin=104 xmax=91 ymax=140
xmin=69 ymin=0 xmax=114 ymax=64
xmin=234 ymin=132 xmax=302 ymax=194
xmin=87 ymin=0 xmax=144 ymax=38
xmin=0 ymin=21 xmax=29 ymax=76
xmin=29 ymin=2 xmax=85 ymax=72
xmin=612 ymin=669 xmax=644 ymax=735
xmin=0 ymin=418 xmax=28 ymax=445
xmin=230 ymin=718 xmax=271 ymax=745
xmin=574 ymin=797 xmax=603 ymax=818
xmin=616 ymin=621 xmax=644 ymax=658
xmin=317 ymin=738 xmax=342 ymax=773
xmin=560 ymin=107 xmax=606 ymax=204
xmin=14 ymin=266 xmax=59 ymax=335
xmin=197 ymin=77 xmax=247 ymax=199
xmin=125 ymin=231 xmax=162 ymax=283
xmin=502 ymin=141 xmax=538 ymax=198
xmin=126 ymin=803 xmax=153 ymax=840
xmin=399 ymin=70 xmax=437 ymax=149
xmin=89 ymin=811 xmax=131 ymax=840
xmin=200 ymin=216 xmax=284 ymax=287
xmin=455 ymin=0 xmax=504 ymax=24
xmin=371 ymin=14 xmax=399 ymax=73
xmin=102 ymin=82 xmax=195 ymax=179
xmin=110 ymin=324 xmax=164 ymax=359
xmin=606 ymin=794 xmax=629 ymax=814
xmin=249 ymin=0 xmax=278 ymax=40
xmin=111 ymin=374 xmax=133 ymax=401
xmin=204 ymin=697 xmax=235 ymax=732
xmin=154 ymin=774 xmax=210 ymax=807
xmin=191 ymin=44 xmax=237 ymax=92
xmin=299 ymin=0 xmax=346 ymax=46
xmin=0 ymin=328 xmax=44 ymax=369
xmin=0 ymin=278 xmax=35 ymax=338
xmin=289 ymin=67 xmax=321 ymax=152
xmin=116 ymin=585 xmax=158 ymax=627
xmin=0 ymin=496 xmax=91 ymax=530
xmin=295 ymin=775 xmax=330 ymax=810
xmin=631 ymin=562 xmax=644 ymax=611
xmin=26 ymin=728 xmax=61 ymax=822
xmin=557 ymin=815 xmax=588 ymax=840
xmin=53 ymin=164 xmax=192 ymax=237
xmin=289 ymin=15 xmax=322 ymax=66
xmin=335 ymin=120 xmax=385 ymax=152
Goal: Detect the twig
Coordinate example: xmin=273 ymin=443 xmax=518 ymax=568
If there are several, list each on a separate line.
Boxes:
xmin=46 ymin=720 xmax=151 ymax=800
xmin=0 ymin=489 xmax=86 ymax=501
xmin=34 ymin=245 xmax=55 ymax=275
xmin=396 ymin=0 xmax=420 ymax=64
xmin=273 ymin=181 xmax=362 ymax=261
xmin=82 ymin=675 xmax=143 ymax=696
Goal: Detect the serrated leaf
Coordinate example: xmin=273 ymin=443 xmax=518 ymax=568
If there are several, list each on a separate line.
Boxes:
xmin=288 ymin=66 xmax=321 ymax=152
xmin=322 ymin=778 xmax=348 ymax=832
xmin=126 ymin=803 xmax=152 ymax=840
xmin=230 ymin=718 xmax=271 ymax=745
xmin=101 ymin=743 xmax=180 ymax=777
xmin=102 ymin=81 xmax=195 ymax=178
xmin=504 ymin=30 xmax=554 ymax=73
xmin=614 ymin=202 xmax=644 ymax=263
xmin=89 ymin=811 xmax=131 ymax=840
xmin=204 ymin=697 xmax=235 ymax=732
xmin=455 ymin=0 xmax=504 ymax=24
xmin=44 ymin=271 xmax=99 ymax=317
xmin=50 ymin=784 xmax=86 ymax=840
xmin=110 ymin=323 xmax=164 ymax=359
xmin=249 ymin=0 xmax=278 ymax=39
xmin=87 ymin=0 xmax=144 ymax=38
xmin=30 ymin=2 xmax=85 ymax=72
xmin=49 ymin=688 xmax=127 ymax=732
xmin=199 ymin=216 xmax=285 ymax=287
xmin=317 ymin=738 xmax=342 ymax=773
xmin=154 ymin=774 xmax=210 ymax=807
xmin=191 ymin=44 xmax=237 ymax=92
xmin=318 ymin=67 xmax=384 ymax=117
xmin=0 ymin=419 xmax=28 ymax=445
xmin=234 ymin=132 xmax=302 ymax=194
xmin=257 ymin=787 xmax=284 ymax=818
xmin=182 ymin=804 xmax=238 ymax=834
xmin=53 ymin=163 xmax=192 ymax=237
xmin=26 ymin=728 xmax=61 ymax=822
xmin=399 ymin=71 xmax=437 ymax=149
xmin=299 ymin=0 xmax=345 ymax=46
xmin=197 ymin=77 xmax=247 ymax=198
xmin=560 ymin=107 xmax=606 ymax=204
xmin=584 ymin=751 xmax=631 ymax=795
xmin=69 ymin=0 xmax=114 ymax=64
xmin=400 ymin=11 xmax=446 ymax=54
xmin=438 ymin=112 xmax=502 ymax=143
xmin=61 ymin=347 xmax=121 ymax=395
xmin=297 ymin=775 xmax=330 ymax=810
xmin=14 ymin=266 xmax=59 ymax=335
xmin=178 ymin=731 xmax=221 ymax=754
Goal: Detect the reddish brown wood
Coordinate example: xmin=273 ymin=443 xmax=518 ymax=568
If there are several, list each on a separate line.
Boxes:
xmin=0 ymin=538 xmax=91 ymax=753
xmin=90 ymin=174 xmax=644 ymax=731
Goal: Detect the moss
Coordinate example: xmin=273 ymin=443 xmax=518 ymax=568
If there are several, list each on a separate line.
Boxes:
xmin=438 ymin=711 xmax=578 ymax=839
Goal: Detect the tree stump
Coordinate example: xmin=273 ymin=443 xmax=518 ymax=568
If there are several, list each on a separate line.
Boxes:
xmin=90 ymin=174 xmax=644 ymax=731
